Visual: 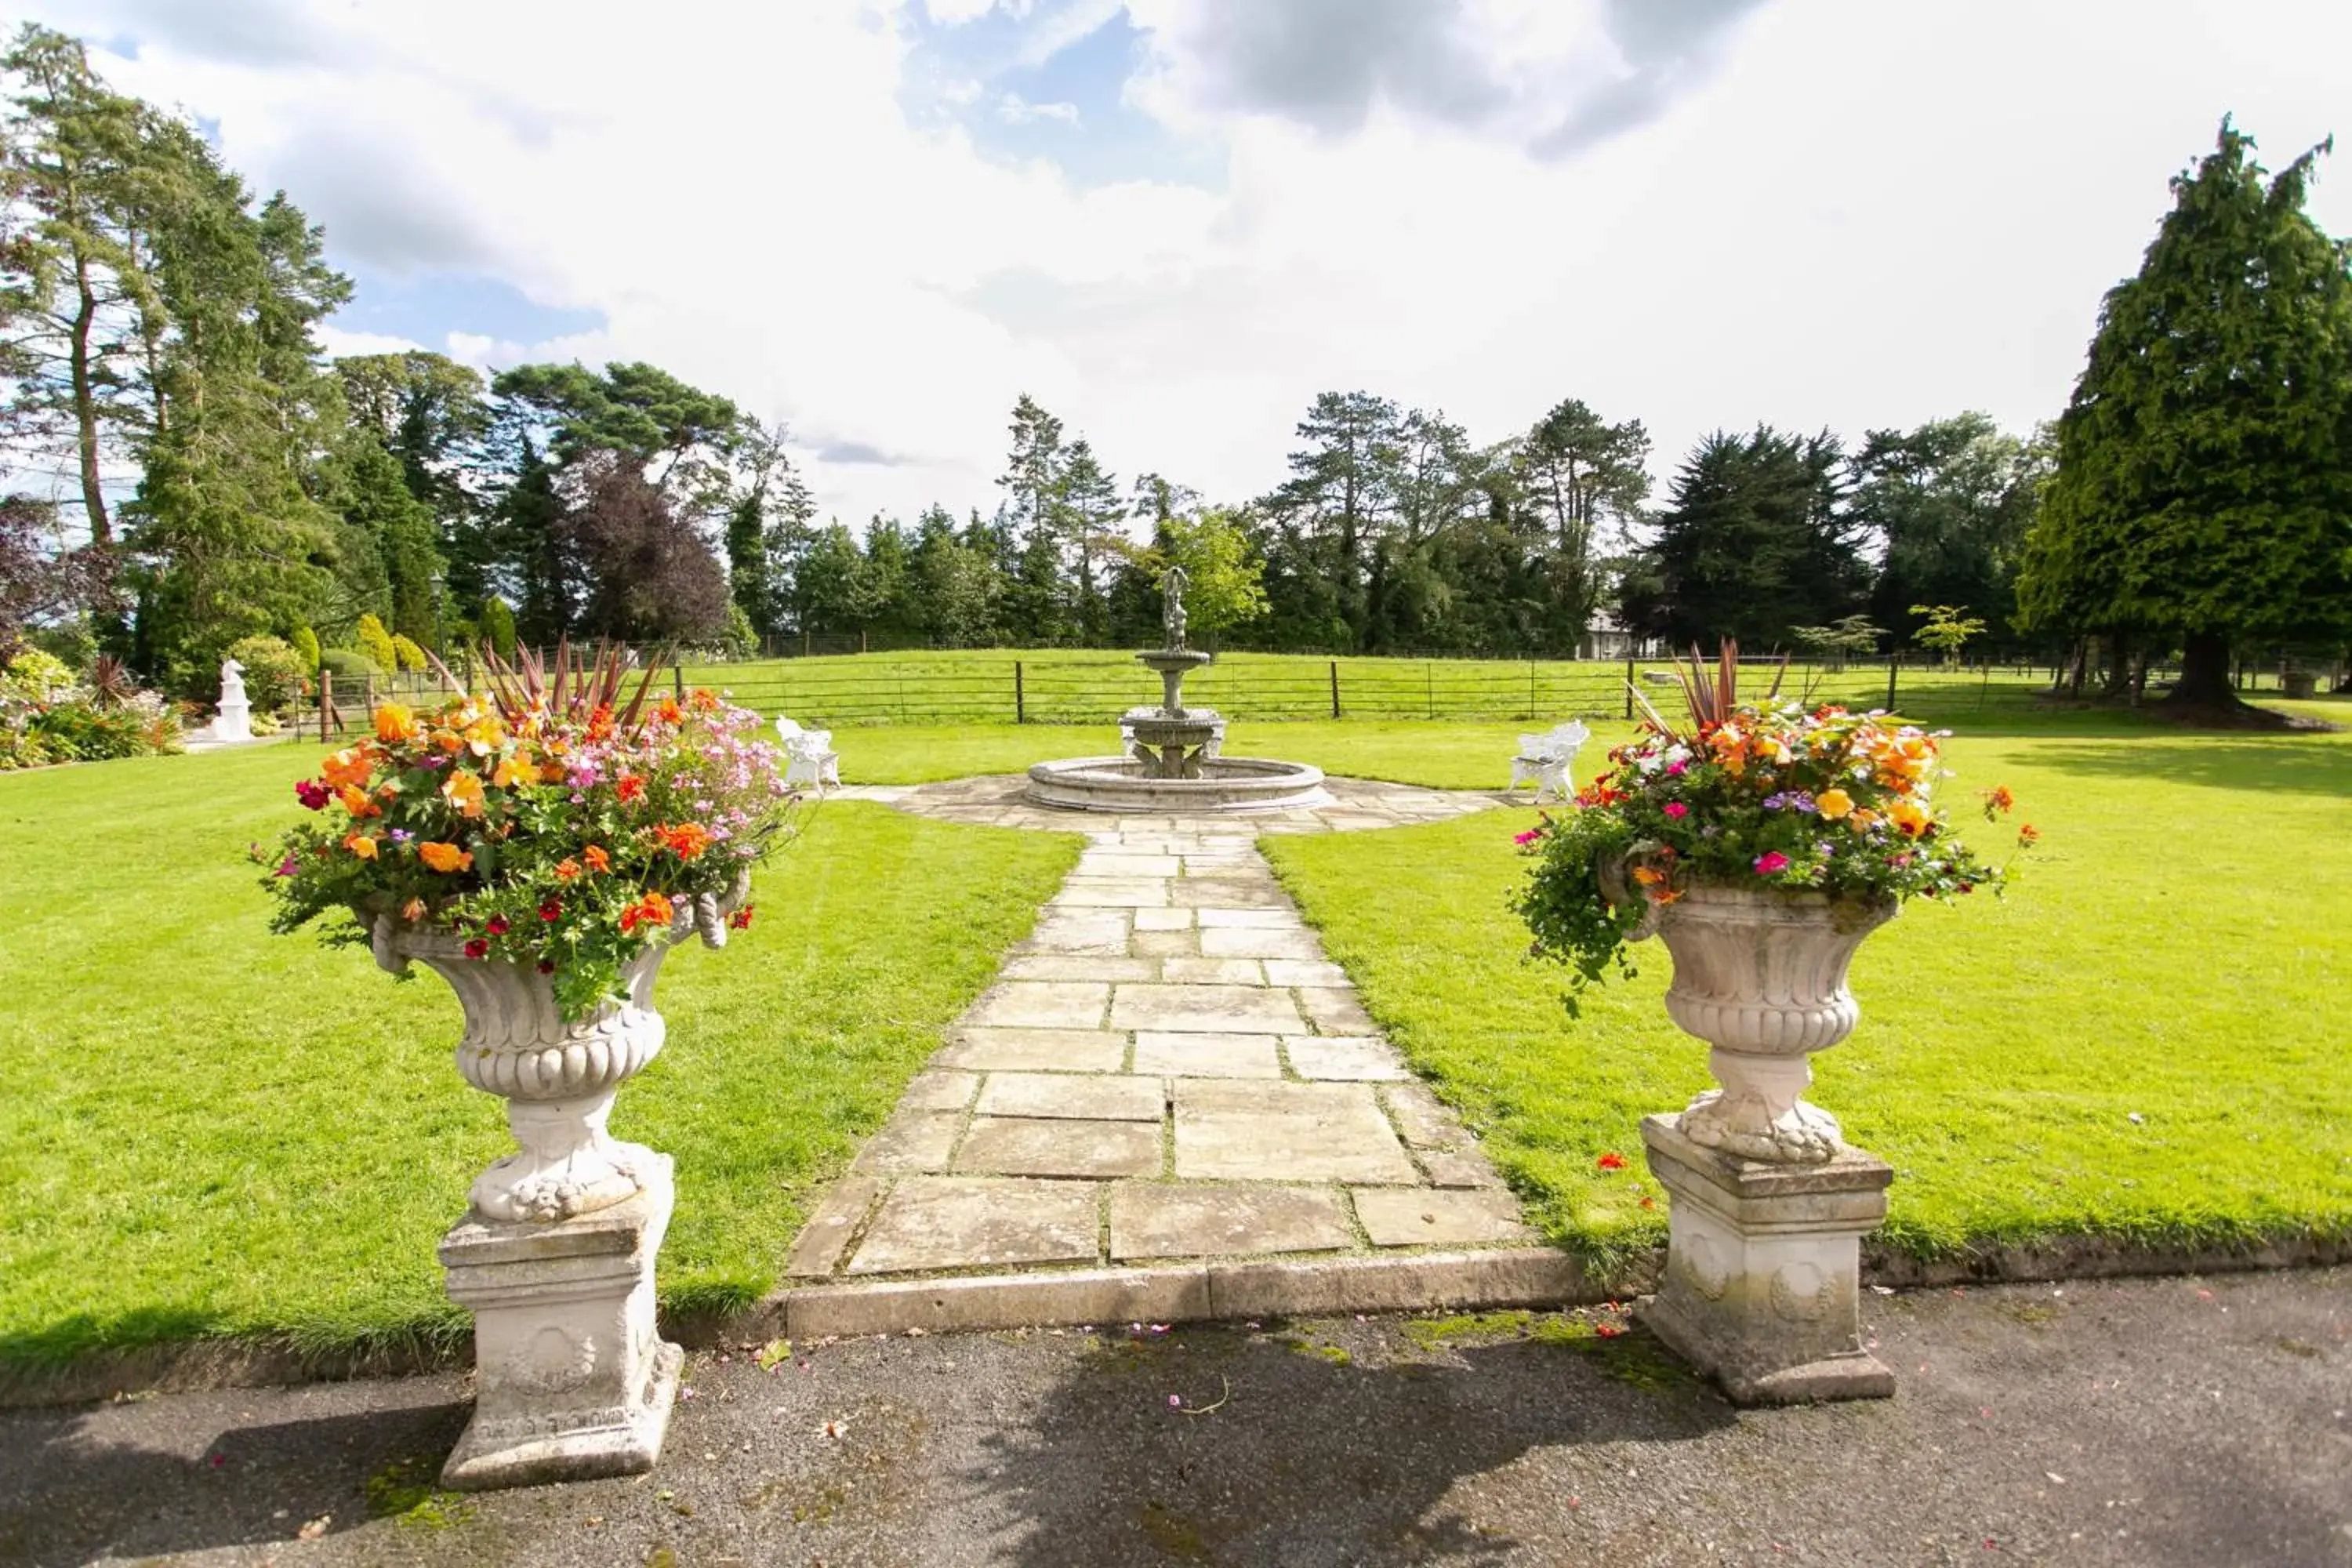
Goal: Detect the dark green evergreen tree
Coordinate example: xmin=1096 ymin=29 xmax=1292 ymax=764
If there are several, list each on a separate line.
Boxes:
xmin=2018 ymin=119 xmax=2352 ymax=708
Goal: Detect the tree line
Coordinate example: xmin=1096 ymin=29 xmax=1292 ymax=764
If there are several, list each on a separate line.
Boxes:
xmin=2 ymin=24 xmax=2343 ymax=713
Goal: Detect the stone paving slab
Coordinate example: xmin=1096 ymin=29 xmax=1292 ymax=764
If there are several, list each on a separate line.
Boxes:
xmin=974 ymin=1072 xmax=1166 ymax=1120
xmin=846 ymin=1177 xmax=1100 ymax=1274
xmin=782 ymin=794 xmax=1539 ymax=1321
xmin=955 ymin=1116 xmax=1163 ymax=1178
xmin=1111 ymin=1183 xmax=1354 ymax=1260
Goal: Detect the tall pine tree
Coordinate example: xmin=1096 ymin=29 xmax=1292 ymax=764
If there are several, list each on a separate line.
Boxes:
xmin=2018 ymin=120 xmax=2352 ymax=710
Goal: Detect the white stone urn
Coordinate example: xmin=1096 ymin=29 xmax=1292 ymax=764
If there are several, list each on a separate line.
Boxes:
xmin=372 ymin=890 xmax=739 ymax=1223
xmin=1621 ymin=879 xmax=1896 ymax=1165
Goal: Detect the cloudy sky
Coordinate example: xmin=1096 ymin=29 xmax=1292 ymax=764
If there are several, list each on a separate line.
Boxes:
xmin=23 ymin=0 xmax=2352 ymax=526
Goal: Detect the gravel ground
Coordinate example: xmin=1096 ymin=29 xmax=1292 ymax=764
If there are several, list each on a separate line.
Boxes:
xmin=2 ymin=1269 xmax=2346 ymax=1567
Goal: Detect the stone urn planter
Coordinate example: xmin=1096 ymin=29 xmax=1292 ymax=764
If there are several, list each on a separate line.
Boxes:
xmin=370 ymin=890 xmax=739 ymax=1490
xmin=1624 ymin=880 xmax=1896 ymax=1165
xmin=1611 ymin=871 xmax=1904 ymax=1404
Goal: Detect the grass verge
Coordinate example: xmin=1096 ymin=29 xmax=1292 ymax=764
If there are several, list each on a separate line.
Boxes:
xmin=0 ymin=742 xmax=1076 ymax=1369
xmin=1265 ymin=717 xmax=2352 ymax=1270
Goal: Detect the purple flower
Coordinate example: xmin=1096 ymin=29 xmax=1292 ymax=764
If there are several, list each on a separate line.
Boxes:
xmin=1762 ymin=791 xmax=1818 ymax=814
xmin=389 ymin=828 xmax=414 ymax=844
xmin=1665 ymin=760 xmax=1688 ymax=777
xmin=274 ymin=855 xmax=299 ymax=877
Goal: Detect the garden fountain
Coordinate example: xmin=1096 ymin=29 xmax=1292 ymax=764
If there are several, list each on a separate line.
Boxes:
xmin=1024 ymin=567 xmax=1328 ymax=813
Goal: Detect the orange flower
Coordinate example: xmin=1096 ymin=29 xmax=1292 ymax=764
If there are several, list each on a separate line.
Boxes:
xmin=1815 ymin=787 xmax=1853 ymax=821
xmin=554 ymin=857 xmax=582 ymax=880
xmin=492 ymin=750 xmax=535 ymax=789
xmin=337 ymin=783 xmax=382 ymax=818
xmin=343 ymin=833 xmax=379 ymax=860
xmin=434 ymin=728 xmax=467 ymax=754
xmin=1848 ymin=808 xmax=1880 ymax=833
xmin=583 ymin=844 xmax=612 ymax=873
xmin=615 ymin=775 xmax=645 ymax=804
xmin=1983 ymin=785 xmax=2016 ymax=815
xmin=2018 ymin=822 xmax=2040 ymax=847
xmin=1888 ymin=798 xmax=1930 ymax=837
xmin=1631 ymin=866 xmax=1668 ymax=888
xmin=689 ymin=687 xmax=719 ymax=712
xmin=419 ymin=840 xmax=473 ymax=873
xmin=619 ymin=890 xmax=675 ymax=935
xmin=400 ymin=896 xmax=427 ymax=922
xmin=655 ymin=697 xmax=684 ymax=725
xmin=373 ymin=703 xmax=418 ymax=743
xmin=320 ymin=746 xmax=375 ymax=789
xmin=656 ymin=821 xmax=713 ymax=861
xmin=586 ymin=704 xmax=615 ymax=742
xmin=442 ymin=770 xmax=487 ymax=818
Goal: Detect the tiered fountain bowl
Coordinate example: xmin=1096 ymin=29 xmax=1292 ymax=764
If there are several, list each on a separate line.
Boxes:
xmin=1025 ymin=648 xmax=1328 ymax=814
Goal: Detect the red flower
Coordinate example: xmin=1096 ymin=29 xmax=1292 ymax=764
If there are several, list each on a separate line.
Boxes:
xmin=728 ymin=903 xmax=755 ymax=931
xmin=1752 ymin=850 xmax=1791 ymax=876
xmin=539 ymin=901 xmax=562 ymax=922
xmin=1594 ymin=1323 xmax=1627 ymax=1338
xmin=616 ymin=775 xmax=645 ymax=804
xmin=294 ymin=779 xmax=331 ymax=811
xmin=485 ymin=916 xmax=510 ymax=936
xmin=463 ymin=938 xmax=489 ymax=960
xmin=536 ymin=960 xmax=556 ymax=975
xmin=1596 ymin=1151 xmax=1627 ymax=1171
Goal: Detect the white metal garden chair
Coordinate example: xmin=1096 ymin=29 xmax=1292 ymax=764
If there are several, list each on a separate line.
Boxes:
xmin=773 ymin=715 xmax=840 ymax=790
xmin=1508 ymin=720 xmax=1589 ymax=802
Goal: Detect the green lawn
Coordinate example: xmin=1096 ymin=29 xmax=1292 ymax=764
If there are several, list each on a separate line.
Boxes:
xmin=0 ymin=742 xmax=1077 ymax=1368
xmin=1264 ymin=712 xmax=2352 ymax=1269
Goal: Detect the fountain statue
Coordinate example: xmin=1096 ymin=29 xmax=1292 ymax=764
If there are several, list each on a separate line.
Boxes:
xmin=1023 ymin=563 xmax=1327 ymax=812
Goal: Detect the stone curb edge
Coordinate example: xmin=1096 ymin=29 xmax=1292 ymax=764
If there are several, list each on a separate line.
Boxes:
xmin=4 ymin=1234 xmax=2343 ymax=1410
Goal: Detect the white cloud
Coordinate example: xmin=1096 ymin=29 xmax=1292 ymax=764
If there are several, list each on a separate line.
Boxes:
xmin=924 ymin=0 xmax=1000 ymax=24
xmin=22 ymin=0 xmax=2352 ymax=535
xmin=999 ymin=91 xmax=1080 ymax=125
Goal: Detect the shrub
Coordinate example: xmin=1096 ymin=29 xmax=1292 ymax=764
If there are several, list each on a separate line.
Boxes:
xmin=389 ymin=633 xmax=427 ymax=672
xmin=478 ymin=597 xmax=517 ymax=659
xmin=290 ymin=626 xmax=322 ymax=673
xmin=31 ymin=700 xmax=153 ymax=761
xmin=355 ymin=613 xmax=398 ymax=673
xmin=318 ymin=648 xmax=378 ymax=690
xmin=224 ymin=635 xmax=307 ymax=713
xmin=3 ymin=649 xmax=75 ymax=703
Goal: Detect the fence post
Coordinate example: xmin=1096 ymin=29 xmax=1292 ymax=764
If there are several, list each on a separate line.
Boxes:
xmin=321 ymin=670 xmax=332 ymax=740
xmin=1528 ymin=661 xmax=1537 ymax=721
xmin=1624 ymin=655 xmax=1635 ymax=720
xmin=1329 ymin=660 xmax=1341 ymax=720
xmin=859 ymin=628 xmax=868 ymax=655
xmin=1014 ymin=660 xmax=1026 ymax=724
xmin=1886 ymin=658 xmax=1899 ymax=712
xmin=673 ymin=664 xmax=686 ymax=701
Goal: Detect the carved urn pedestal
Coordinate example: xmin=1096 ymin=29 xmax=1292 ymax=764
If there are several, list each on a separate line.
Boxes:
xmin=376 ymin=898 xmax=731 ymax=1488
xmin=1624 ymin=881 xmax=1899 ymax=1404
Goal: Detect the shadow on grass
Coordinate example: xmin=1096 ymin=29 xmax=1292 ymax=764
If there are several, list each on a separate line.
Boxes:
xmin=2017 ymin=738 xmax=2352 ymax=798
xmin=966 ymin=1323 xmax=1732 ymax=1567
xmin=0 ymin=1392 xmax=471 ymax=1564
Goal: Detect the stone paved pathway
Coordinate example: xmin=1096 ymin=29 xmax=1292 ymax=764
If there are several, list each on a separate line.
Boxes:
xmin=782 ymin=794 xmax=1548 ymax=1301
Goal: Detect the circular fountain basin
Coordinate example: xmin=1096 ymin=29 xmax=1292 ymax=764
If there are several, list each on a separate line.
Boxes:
xmin=1025 ymin=755 xmax=1330 ymax=813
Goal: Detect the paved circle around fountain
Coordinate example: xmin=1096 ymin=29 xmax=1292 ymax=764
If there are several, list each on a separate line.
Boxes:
xmin=833 ymin=774 xmax=1513 ymax=833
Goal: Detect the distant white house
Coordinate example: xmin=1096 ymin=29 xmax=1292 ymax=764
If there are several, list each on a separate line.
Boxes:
xmin=1579 ymin=611 xmax=1656 ymax=661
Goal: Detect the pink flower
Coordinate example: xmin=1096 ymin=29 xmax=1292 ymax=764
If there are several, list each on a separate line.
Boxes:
xmin=1665 ymin=760 xmax=1688 ymax=776
xmin=1513 ymin=828 xmax=1542 ymax=845
xmin=294 ymin=780 xmax=331 ymax=811
xmin=1753 ymin=851 xmax=1791 ymax=876
xmin=1661 ymin=801 xmax=1690 ymax=820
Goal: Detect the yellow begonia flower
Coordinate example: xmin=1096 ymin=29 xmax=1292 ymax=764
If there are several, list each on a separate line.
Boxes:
xmin=344 ymin=833 xmax=378 ymax=859
xmin=492 ymin=751 xmax=535 ymax=789
xmin=373 ymin=703 xmax=418 ymax=743
xmin=442 ymin=770 xmax=487 ymax=818
xmin=419 ymin=841 xmax=472 ymax=873
xmin=1816 ymin=788 xmax=1853 ymax=820
xmin=1889 ymin=799 xmax=1930 ymax=837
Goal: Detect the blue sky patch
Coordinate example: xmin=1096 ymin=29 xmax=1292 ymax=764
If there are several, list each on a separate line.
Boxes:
xmin=328 ymin=270 xmax=604 ymax=353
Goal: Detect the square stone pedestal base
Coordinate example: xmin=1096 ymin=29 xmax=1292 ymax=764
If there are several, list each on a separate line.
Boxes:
xmin=1639 ymin=1113 xmax=1894 ymax=1405
xmin=437 ymin=1156 xmax=683 ymax=1490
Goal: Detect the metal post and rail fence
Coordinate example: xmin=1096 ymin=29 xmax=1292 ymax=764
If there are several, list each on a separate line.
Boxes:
xmin=299 ymin=646 xmax=2344 ymax=738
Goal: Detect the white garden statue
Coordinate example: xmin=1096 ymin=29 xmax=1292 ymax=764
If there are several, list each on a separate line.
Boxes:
xmin=205 ymin=657 xmax=253 ymax=743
